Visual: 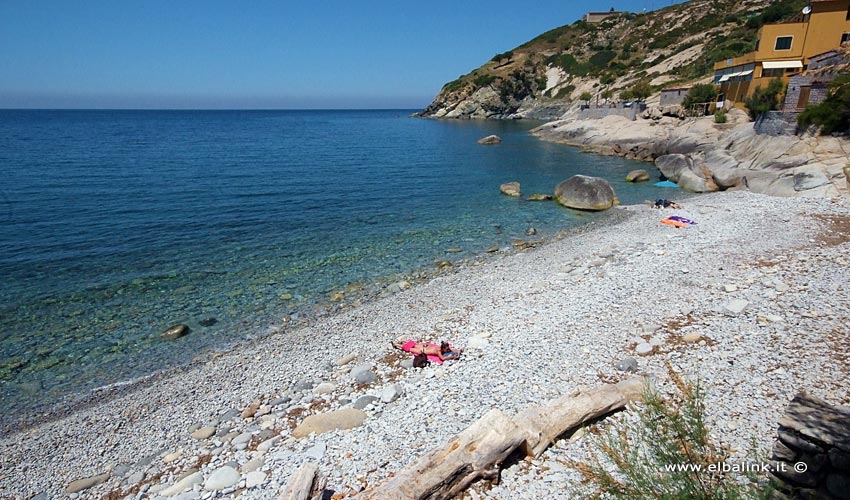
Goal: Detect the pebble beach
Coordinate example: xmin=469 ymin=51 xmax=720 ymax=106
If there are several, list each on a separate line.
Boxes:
xmin=2 ymin=190 xmax=849 ymax=499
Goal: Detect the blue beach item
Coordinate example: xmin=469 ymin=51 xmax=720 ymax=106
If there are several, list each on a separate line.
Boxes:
xmin=654 ymin=180 xmax=679 ymax=188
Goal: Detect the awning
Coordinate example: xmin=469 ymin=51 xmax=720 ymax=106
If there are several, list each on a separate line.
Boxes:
xmin=737 ymin=69 xmax=754 ymax=76
xmin=718 ymin=74 xmax=732 ymax=82
xmin=762 ymin=61 xmax=803 ymax=69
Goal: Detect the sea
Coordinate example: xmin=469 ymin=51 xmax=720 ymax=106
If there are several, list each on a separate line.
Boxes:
xmin=0 ymin=109 xmax=675 ymax=423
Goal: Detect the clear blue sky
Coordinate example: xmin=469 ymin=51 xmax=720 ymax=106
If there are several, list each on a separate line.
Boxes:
xmin=0 ymin=0 xmax=686 ymax=109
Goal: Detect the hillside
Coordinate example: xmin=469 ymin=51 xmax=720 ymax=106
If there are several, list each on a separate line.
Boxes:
xmin=418 ymin=0 xmax=807 ymax=119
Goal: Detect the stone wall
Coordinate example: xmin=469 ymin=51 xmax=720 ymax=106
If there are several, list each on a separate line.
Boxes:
xmin=577 ymin=102 xmax=646 ymax=121
xmin=784 ymin=76 xmax=830 ymax=112
xmin=770 ymin=393 xmax=850 ymax=499
xmin=755 ymin=111 xmax=800 ymax=136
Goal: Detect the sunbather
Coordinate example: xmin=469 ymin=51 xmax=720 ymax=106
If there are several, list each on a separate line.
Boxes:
xmin=392 ymin=340 xmax=462 ymax=361
xmin=653 ymin=199 xmax=682 ymax=209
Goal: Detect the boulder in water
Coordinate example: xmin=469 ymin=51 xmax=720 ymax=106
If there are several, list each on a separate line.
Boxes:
xmin=161 ymin=324 xmax=189 ymax=340
xmin=554 ymin=175 xmax=619 ymax=211
xmin=500 ymin=182 xmax=521 ymax=197
xmin=477 ymin=134 xmax=501 ymax=145
xmin=525 ymin=193 xmax=552 ymax=201
xmin=625 ymin=169 xmax=650 ymax=182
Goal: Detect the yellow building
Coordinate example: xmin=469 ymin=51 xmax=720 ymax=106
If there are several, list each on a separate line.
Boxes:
xmin=713 ymin=0 xmax=850 ymax=105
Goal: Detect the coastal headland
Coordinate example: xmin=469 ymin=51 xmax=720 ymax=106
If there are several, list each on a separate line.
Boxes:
xmin=2 ymin=191 xmax=849 ymax=499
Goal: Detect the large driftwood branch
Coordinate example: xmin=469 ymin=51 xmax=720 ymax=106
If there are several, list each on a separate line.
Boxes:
xmin=516 ymin=377 xmax=644 ymax=458
xmin=354 ymin=409 xmax=526 ymax=500
xmin=353 ymin=377 xmax=645 ymax=500
xmin=279 ymin=462 xmax=326 ymax=500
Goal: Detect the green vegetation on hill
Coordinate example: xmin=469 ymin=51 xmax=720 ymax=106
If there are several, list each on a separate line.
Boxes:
xmin=421 ymin=0 xmax=808 ymax=117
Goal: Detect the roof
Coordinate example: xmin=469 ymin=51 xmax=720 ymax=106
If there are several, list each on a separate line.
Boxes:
xmin=661 ymin=86 xmax=693 ymax=91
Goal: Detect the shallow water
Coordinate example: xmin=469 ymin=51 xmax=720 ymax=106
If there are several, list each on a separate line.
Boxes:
xmin=0 ymin=109 xmax=677 ymax=417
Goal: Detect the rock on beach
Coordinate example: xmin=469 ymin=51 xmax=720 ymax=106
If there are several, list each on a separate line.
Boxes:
xmin=65 ymin=472 xmax=110 ymax=494
xmin=292 ymin=408 xmax=367 ymax=438
xmin=554 ymin=175 xmax=619 ymax=211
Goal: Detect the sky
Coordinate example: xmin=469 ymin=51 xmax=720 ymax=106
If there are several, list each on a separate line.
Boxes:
xmin=0 ymin=0 xmax=687 ymax=109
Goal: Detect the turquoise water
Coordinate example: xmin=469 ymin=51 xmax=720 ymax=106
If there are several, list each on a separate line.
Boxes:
xmin=0 ymin=109 xmax=670 ymax=422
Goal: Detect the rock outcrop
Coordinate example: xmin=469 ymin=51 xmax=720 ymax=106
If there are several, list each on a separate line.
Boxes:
xmin=554 ymin=175 xmax=618 ymax=211
xmin=532 ymin=110 xmax=848 ymax=199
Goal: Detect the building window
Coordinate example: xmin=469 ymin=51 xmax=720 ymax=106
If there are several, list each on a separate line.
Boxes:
xmin=775 ymin=36 xmax=793 ymax=50
xmin=846 ymin=5 xmax=850 ymax=20
xmin=842 ymin=33 xmax=850 ymax=44
xmin=762 ymin=68 xmax=785 ymax=78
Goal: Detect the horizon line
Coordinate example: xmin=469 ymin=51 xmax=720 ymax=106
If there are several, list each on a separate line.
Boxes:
xmin=0 ymin=107 xmax=423 ymax=112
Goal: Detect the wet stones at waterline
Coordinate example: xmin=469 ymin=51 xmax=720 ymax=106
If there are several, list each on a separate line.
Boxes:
xmin=161 ymin=323 xmax=190 ymax=340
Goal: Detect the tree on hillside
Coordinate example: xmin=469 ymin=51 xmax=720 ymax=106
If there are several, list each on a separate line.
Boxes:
xmin=630 ymin=80 xmax=652 ymax=101
xmin=798 ymin=74 xmax=850 ymax=135
xmin=744 ymin=78 xmax=784 ymax=120
xmin=580 ymin=91 xmax=593 ymax=105
xmin=682 ymin=84 xmax=718 ymax=112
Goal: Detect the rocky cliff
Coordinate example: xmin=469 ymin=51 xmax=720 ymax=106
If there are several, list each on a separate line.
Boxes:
xmin=418 ymin=0 xmax=805 ymax=120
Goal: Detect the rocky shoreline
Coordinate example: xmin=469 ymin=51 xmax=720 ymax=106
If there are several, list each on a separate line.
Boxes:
xmin=2 ymin=191 xmax=850 ymax=499
xmin=531 ymin=109 xmax=850 ymax=199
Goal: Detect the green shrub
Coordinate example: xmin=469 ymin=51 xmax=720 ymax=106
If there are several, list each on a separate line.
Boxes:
xmin=579 ymin=91 xmax=593 ymax=104
xmin=554 ymin=84 xmax=576 ymax=99
xmin=443 ymin=78 xmax=465 ymax=93
xmin=566 ymin=369 xmax=771 ymax=499
xmin=544 ymin=53 xmax=590 ymax=76
xmin=798 ymin=74 xmax=850 ymax=134
xmin=630 ymin=80 xmax=653 ymax=101
xmin=715 ymin=110 xmax=727 ymax=123
xmin=491 ymin=51 xmax=513 ymax=63
xmin=589 ymin=50 xmax=616 ymax=68
xmin=744 ymin=78 xmax=784 ymax=120
xmin=472 ymin=74 xmax=497 ymax=88
xmin=683 ymin=83 xmax=719 ymax=109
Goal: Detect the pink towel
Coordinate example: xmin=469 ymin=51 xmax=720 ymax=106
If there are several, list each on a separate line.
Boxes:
xmin=399 ymin=340 xmax=454 ymax=365
xmin=425 ymin=343 xmax=443 ymax=365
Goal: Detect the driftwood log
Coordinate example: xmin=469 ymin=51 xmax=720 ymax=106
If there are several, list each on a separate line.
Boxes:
xmin=353 ymin=377 xmax=644 ymax=500
xmin=516 ymin=377 xmax=644 ymax=457
xmin=279 ymin=462 xmax=326 ymax=500
xmin=354 ymin=409 xmax=525 ymax=500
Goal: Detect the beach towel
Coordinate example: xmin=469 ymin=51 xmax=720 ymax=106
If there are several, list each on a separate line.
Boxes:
xmin=668 ymin=215 xmax=697 ymax=225
xmin=661 ymin=215 xmax=697 ymax=228
xmin=399 ymin=340 xmax=446 ymax=365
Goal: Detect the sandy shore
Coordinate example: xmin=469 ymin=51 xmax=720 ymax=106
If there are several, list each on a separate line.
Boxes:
xmin=2 ymin=191 xmax=849 ymax=499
